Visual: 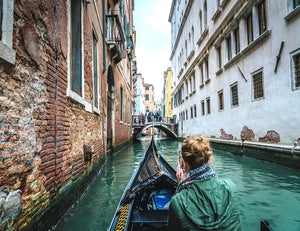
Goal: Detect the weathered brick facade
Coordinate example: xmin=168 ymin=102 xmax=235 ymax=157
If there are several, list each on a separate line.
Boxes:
xmin=0 ymin=0 xmax=135 ymax=230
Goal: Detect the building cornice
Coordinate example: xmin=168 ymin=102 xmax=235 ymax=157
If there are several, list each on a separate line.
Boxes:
xmin=168 ymin=0 xmax=176 ymax=22
xmin=172 ymin=0 xmax=255 ymax=94
xmin=169 ymin=0 xmax=194 ymax=60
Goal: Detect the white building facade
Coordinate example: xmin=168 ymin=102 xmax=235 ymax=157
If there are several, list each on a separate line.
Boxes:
xmin=134 ymin=73 xmax=145 ymax=115
xmin=169 ymin=0 xmax=300 ymax=145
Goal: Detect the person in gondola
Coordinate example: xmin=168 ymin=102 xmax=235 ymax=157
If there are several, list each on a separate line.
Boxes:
xmin=167 ymin=135 xmax=242 ymax=231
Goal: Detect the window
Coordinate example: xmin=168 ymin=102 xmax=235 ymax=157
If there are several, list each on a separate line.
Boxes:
xmin=206 ymin=97 xmax=211 ymax=114
xmin=226 ymin=35 xmax=232 ymax=61
xmin=186 ymin=80 xmax=189 ymax=96
xmin=201 ymin=100 xmax=205 ymax=115
xmin=93 ymin=32 xmax=99 ymax=110
xmin=247 ymin=13 xmax=253 ymax=44
xmin=192 ymin=74 xmax=196 ymax=91
xmin=217 ymin=46 xmax=222 ymax=69
xmin=186 ymin=109 xmax=188 ymax=120
xmin=188 ymin=33 xmax=191 ymax=53
xmin=70 ymin=0 xmax=83 ymax=96
xmin=218 ymin=90 xmax=224 ymax=111
xmin=257 ymin=0 xmax=267 ymax=35
xmin=194 ymin=105 xmax=197 ymax=117
xmin=200 ymin=64 xmax=204 ymax=84
xmin=291 ymin=50 xmax=300 ymax=90
xmin=191 ymin=26 xmax=194 ymax=46
xmin=199 ymin=10 xmax=203 ymax=34
xmin=120 ymin=87 xmax=123 ymax=121
xmin=145 ymin=94 xmax=149 ymax=101
xmin=0 ymin=0 xmax=15 ymax=64
xmin=230 ymin=83 xmax=239 ymax=107
xmin=293 ymin=0 xmax=300 ymax=8
xmin=234 ymin=27 xmax=240 ymax=54
xmin=185 ymin=40 xmax=188 ymax=58
xmin=252 ymin=69 xmax=264 ymax=100
xmin=190 ymin=107 xmax=193 ymax=118
xmin=204 ymin=1 xmax=207 ymax=29
xmin=205 ymin=59 xmax=209 ymax=80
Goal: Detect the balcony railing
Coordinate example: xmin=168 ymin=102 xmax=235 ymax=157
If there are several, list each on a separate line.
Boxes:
xmin=106 ymin=13 xmax=126 ymax=63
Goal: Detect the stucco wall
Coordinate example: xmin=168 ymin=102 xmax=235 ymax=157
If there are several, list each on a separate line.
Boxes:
xmin=0 ymin=0 xmax=133 ymax=230
xmin=170 ymin=0 xmax=300 ymax=145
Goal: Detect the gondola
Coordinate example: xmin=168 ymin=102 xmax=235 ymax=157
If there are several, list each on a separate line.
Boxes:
xmin=109 ymin=136 xmax=177 ymax=231
xmin=108 ymin=136 xmax=273 ymax=231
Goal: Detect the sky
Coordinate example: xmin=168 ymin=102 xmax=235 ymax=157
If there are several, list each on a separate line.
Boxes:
xmin=133 ymin=0 xmax=172 ymax=101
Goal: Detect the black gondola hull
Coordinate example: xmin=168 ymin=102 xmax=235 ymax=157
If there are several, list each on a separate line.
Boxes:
xmin=109 ymin=137 xmax=177 ymax=231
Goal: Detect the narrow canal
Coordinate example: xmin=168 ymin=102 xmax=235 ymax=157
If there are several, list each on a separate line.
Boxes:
xmin=55 ymin=137 xmax=300 ymax=231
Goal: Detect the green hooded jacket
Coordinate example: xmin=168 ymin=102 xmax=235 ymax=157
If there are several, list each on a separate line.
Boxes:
xmin=167 ymin=177 xmax=242 ymax=231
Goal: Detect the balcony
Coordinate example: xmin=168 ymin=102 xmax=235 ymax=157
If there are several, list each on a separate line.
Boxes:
xmin=106 ymin=14 xmax=126 ymax=63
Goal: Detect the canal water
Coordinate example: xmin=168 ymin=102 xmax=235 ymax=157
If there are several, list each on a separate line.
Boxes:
xmin=55 ymin=137 xmax=300 ymax=231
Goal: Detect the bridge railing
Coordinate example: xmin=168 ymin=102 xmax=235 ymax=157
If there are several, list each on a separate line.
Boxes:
xmin=163 ymin=117 xmax=174 ymax=124
xmin=132 ymin=115 xmax=146 ymax=125
xmin=132 ymin=115 xmax=174 ymax=126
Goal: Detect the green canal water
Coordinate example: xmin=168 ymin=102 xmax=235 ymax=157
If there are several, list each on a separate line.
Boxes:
xmin=55 ymin=137 xmax=300 ymax=231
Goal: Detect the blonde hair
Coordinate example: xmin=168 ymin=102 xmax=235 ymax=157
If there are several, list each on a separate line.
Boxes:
xmin=181 ymin=135 xmax=212 ymax=169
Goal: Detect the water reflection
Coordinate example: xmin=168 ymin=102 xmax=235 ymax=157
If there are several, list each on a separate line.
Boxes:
xmin=55 ymin=138 xmax=300 ymax=231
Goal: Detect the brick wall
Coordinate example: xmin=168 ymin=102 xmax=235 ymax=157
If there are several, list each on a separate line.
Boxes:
xmin=0 ymin=0 xmax=134 ymax=230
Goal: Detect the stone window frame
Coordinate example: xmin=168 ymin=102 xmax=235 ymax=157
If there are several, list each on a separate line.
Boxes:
xmin=199 ymin=63 xmax=204 ymax=86
xmin=185 ymin=79 xmax=189 ymax=98
xmin=192 ymin=72 xmax=196 ymax=92
xmin=0 ymin=0 xmax=15 ymax=65
xmin=233 ymin=27 xmax=240 ymax=55
xmin=203 ymin=0 xmax=207 ymax=30
xmin=67 ymin=0 xmax=92 ymax=112
xmin=204 ymin=59 xmax=210 ymax=84
xmin=251 ymin=68 xmax=264 ymax=101
xmin=230 ymin=82 xmax=239 ymax=108
xmin=216 ymin=45 xmax=222 ymax=70
xmin=218 ymin=89 xmax=224 ymax=111
xmin=193 ymin=104 xmax=197 ymax=118
xmin=290 ymin=48 xmax=300 ymax=91
xmin=92 ymin=30 xmax=100 ymax=114
xmin=257 ymin=0 xmax=267 ymax=35
xmin=285 ymin=0 xmax=300 ymax=22
xmin=246 ymin=12 xmax=253 ymax=45
xmin=206 ymin=97 xmax=211 ymax=115
xmin=201 ymin=100 xmax=205 ymax=116
xmin=226 ymin=34 xmax=232 ymax=62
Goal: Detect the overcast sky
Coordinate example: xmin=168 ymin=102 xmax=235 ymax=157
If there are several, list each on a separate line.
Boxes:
xmin=133 ymin=0 xmax=172 ymax=101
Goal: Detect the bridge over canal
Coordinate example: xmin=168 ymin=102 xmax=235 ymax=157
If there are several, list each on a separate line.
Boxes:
xmin=132 ymin=115 xmax=177 ymax=141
